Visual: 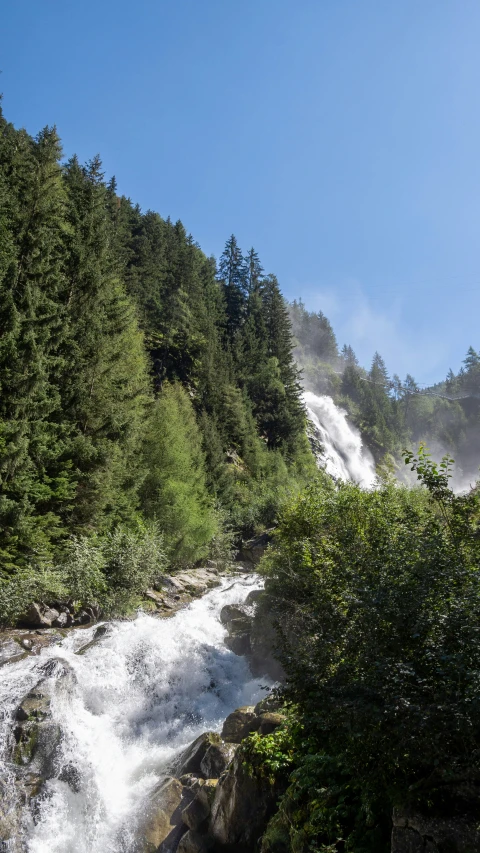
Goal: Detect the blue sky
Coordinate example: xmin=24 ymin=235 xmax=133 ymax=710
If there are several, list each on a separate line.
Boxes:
xmin=2 ymin=0 xmax=479 ymax=384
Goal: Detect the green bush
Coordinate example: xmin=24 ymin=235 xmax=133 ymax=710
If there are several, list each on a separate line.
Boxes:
xmin=259 ymin=454 xmax=480 ymax=847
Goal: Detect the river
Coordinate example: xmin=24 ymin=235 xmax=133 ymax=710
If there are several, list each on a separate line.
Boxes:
xmin=0 ymin=574 xmax=268 ymax=853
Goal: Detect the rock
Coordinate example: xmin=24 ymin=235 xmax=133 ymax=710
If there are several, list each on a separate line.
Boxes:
xmin=221 ymin=707 xmax=256 ymax=744
xmin=177 ymin=829 xmax=211 ymax=853
xmin=245 ymin=589 xmax=264 ymax=606
xmin=209 ymin=751 xmax=280 ymax=850
xmin=0 ymin=637 xmax=26 ymax=666
xmin=224 ymin=633 xmax=251 ymax=656
xmin=237 ymin=531 xmax=273 ymax=565
xmin=200 ymin=742 xmax=238 ymax=779
xmin=12 ymin=684 xmax=61 ymax=778
xmin=176 ymin=732 xmax=222 ymax=776
xmin=249 ymin=602 xmax=286 ymax=682
xmin=58 ymin=762 xmax=82 ymax=792
xmin=73 ymin=609 xmax=91 ymax=626
xmin=219 ymin=604 xmax=249 ymax=626
xmin=93 ymin=623 xmax=108 ymax=640
xmin=21 ymin=603 xmax=58 ymax=629
xmin=138 ymin=776 xmax=190 ymax=853
xmin=52 ymin=612 xmax=69 ymax=628
xmin=39 ymin=657 xmax=76 ymax=680
xmin=227 ymin=616 xmax=253 ymax=634
xmin=391 ymin=809 xmax=480 ymax=852
xmin=181 ymin=788 xmax=211 ymax=831
xmin=258 ymin=712 xmax=285 ymax=735
xmin=254 ymin=694 xmax=283 ymax=715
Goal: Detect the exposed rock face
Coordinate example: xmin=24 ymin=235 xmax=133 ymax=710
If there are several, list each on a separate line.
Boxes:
xmin=209 ymin=751 xmax=280 ymax=852
xmin=200 ymin=742 xmax=237 ymax=779
xmin=176 ymin=732 xmax=222 ymax=776
xmin=221 ymin=707 xmax=257 ymax=744
xmin=391 ymin=809 xmax=480 ymax=852
xmin=138 ymin=776 xmax=192 ymax=853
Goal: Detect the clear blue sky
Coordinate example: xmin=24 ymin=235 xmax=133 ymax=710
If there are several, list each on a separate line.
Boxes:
xmin=2 ymin=0 xmax=479 ymax=384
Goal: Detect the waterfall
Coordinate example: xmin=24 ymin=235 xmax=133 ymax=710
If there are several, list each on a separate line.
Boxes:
xmin=303 ymin=390 xmax=376 ymax=488
xmin=0 ymin=575 xmax=269 ymax=853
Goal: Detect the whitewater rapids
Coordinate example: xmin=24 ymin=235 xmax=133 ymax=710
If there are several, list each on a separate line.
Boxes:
xmin=303 ymin=390 xmax=376 ymax=488
xmin=0 ymin=574 xmax=269 ymax=853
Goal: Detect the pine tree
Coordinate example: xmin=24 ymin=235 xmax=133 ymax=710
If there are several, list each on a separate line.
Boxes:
xmin=60 ymin=155 xmax=150 ymax=530
xmin=244 ymin=247 xmax=264 ymax=296
xmin=0 ymin=117 xmax=71 ymax=572
xmin=217 ymin=235 xmax=246 ymax=334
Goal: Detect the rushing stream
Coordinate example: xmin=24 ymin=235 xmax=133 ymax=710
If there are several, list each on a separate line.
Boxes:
xmin=0 ymin=574 xmax=268 ymax=853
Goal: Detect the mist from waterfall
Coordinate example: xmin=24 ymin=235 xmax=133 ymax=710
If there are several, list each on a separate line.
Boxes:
xmin=303 ymin=390 xmax=377 ymax=488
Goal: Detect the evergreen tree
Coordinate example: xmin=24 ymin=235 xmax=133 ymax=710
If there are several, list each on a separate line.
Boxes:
xmin=140 ymin=382 xmax=218 ymax=563
xmin=217 ymin=235 xmax=246 ymax=334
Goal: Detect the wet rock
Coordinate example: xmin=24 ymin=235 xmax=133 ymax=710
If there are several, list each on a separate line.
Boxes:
xmin=177 ymin=829 xmax=211 ymax=853
xmin=209 ymin=751 xmax=280 ymax=850
xmin=224 ymin=633 xmax=251 ymax=656
xmin=12 ymin=684 xmax=60 ymax=777
xmin=219 ymin=604 xmax=249 ymax=626
xmin=245 ymin=589 xmax=264 ymax=606
xmin=176 ymin=732 xmax=222 ymax=776
xmin=0 ymin=637 xmax=26 ymax=666
xmin=138 ymin=776 xmax=193 ymax=853
xmin=221 ymin=707 xmax=256 ymax=744
xmin=58 ymin=762 xmax=82 ymax=793
xmin=39 ymin=657 xmax=76 ymax=680
xmin=200 ymin=742 xmax=237 ymax=779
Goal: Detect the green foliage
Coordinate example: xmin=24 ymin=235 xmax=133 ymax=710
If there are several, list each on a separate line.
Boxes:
xmin=140 ymin=382 xmax=219 ymax=564
xmin=259 ymin=458 xmax=480 ymax=847
xmin=0 ymin=103 xmax=313 ymax=622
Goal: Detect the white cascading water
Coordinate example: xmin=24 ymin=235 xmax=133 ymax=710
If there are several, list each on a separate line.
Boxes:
xmin=0 ymin=575 xmax=269 ymax=853
xmin=303 ymin=390 xmax=376 ymax=488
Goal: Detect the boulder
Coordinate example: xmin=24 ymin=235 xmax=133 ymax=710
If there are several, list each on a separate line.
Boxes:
xmin=21 ymin=603 xmax=59 ymax=629
xmin=200 ymin=742 xmax=237 ymax=779
xmin=138 ymin=776 xmax=192 ymax=853
xmin=258 ymin=713 xmax=285 ymax=736
xmin=176 ymin=732 xmax=222 ymax=776
xmin=219 ymin=604 xmax=249 ymax=626
xmin=52 ymin=612 xmax=71 ymax=628
xmin=245 ymin=589 xmax=264 ymax=606
xmin=221 ymin=707 xmax=257 ymax=744
xmin=254 ymin=694 xmax=282 ymax=716
xmin=209 ymin=751 xmax=280 ymax=850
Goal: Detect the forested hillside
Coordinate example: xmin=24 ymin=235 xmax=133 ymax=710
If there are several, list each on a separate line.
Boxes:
xmin=290 ymin=299 xmax=480 ymax=484
xmin=0 ymin=106 xmax=314 ymax=622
